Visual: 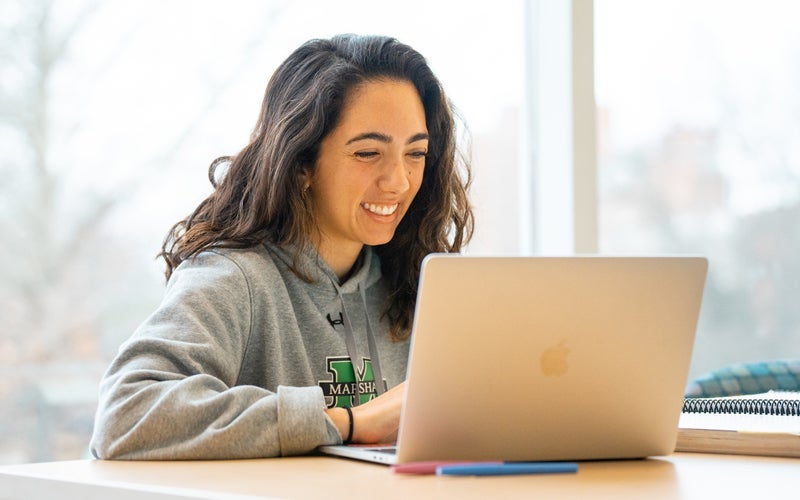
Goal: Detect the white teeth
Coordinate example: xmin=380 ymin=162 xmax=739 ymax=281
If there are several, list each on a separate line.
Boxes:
xmin=363 ymin=203 xmax=398 ymax=215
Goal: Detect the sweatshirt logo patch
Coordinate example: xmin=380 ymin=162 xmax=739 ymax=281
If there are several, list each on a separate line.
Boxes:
xmin=319 ymin=356 xmax=386 ymax=408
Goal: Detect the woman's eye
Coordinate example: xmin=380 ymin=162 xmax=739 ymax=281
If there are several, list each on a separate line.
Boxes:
xmin=354 ymin=151 xmax=379 ymax=159
xmin=409 ymin=151 xmax=428 ymax=159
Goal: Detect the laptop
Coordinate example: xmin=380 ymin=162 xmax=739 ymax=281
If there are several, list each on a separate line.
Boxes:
xmin=319 ymin=255 xmax=708 ymax=464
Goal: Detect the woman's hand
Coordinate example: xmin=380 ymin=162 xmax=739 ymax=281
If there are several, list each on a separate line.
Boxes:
xmin=326 ymin=381 xmax=407 ymax=444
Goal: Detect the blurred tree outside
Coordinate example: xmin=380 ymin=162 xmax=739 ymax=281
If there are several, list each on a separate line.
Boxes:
xmin=0 ymin=0 xmax=284 ymax=464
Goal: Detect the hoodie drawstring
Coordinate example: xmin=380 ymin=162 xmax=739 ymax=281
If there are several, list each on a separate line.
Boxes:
xmin=360 ymin=283 xmax=386 ymax=397
xmin=333 ymin=281 xmax=386 ymax=406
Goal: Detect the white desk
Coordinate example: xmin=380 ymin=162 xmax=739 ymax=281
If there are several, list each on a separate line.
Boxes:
xmin=0 ymin=452 xmax=797 ymax=499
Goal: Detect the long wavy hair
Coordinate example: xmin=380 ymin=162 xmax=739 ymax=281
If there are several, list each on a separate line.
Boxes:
xmin=160 ymin=34 xmax=473 ymax=340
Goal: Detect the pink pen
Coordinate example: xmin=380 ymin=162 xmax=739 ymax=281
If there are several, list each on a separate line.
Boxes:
xmin=391 ymin=461 xmax=503 ymax=475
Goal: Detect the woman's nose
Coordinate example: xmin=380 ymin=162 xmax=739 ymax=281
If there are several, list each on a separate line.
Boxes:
xmin=378 ymin=155 xmax=410 ymax=194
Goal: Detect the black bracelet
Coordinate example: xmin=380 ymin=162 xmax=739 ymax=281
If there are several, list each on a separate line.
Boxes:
xmin=343 ymin=406 xmax=354 ymax=444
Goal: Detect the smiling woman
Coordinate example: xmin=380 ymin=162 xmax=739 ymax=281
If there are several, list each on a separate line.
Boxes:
xmin=89 ymin=34 xmax=473 ymax=460
xmin=309 ymin=79 xmax=429 ymax=278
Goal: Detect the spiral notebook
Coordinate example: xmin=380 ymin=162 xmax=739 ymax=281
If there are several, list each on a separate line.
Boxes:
xmin=677 ymin=391 xmax=800 ymax=458
xmin=320 ymin=255 xmax=708 ymax=464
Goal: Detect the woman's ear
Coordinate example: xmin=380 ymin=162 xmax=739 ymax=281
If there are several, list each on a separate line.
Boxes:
xmin=299 ymin=170 xmax=312 ymax=192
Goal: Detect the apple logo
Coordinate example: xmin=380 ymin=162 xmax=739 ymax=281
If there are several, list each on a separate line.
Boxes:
xmin=540 ymin=341 xmax=570 ymax=376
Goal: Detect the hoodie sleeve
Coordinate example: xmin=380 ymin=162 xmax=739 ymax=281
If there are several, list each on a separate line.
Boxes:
xmin=90 ymin=252 xmax=342 ymax=460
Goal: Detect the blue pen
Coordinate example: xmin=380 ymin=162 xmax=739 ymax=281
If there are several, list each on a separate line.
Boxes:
xmin=436 ymin=462 xmax=578 ymax=476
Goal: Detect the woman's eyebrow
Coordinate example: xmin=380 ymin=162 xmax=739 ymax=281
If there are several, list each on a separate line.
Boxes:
xmin=346 ymin=132 xmax=392 ymax=145
xmin=407 ymin=132 xmax=429 ymax=145
xmin=346 ymin=131 xmax=429 ymax=145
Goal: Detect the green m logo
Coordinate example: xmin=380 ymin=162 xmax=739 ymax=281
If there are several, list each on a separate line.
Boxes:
xmin=319 ymin=356 xmax=386 ymax=408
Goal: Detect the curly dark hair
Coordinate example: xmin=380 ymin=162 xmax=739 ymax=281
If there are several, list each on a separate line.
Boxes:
xmin=160 ymin=34 xmax=473 ymax=340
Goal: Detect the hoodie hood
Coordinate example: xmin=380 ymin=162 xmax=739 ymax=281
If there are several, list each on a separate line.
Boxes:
xmin=264 ymin=241 xmax=387 ymax=404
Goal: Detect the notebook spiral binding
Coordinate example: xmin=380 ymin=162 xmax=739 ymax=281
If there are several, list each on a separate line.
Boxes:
xmin=682 ymin=397 xmax=800 ymax=416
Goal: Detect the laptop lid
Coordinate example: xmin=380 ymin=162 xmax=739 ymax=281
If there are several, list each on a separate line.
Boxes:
xmin=322 ymin=255 xmax=708 ymax=464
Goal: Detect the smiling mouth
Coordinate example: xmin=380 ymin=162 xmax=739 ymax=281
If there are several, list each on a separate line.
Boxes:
xmin=362 ymin=203 xmax=399 ymax=216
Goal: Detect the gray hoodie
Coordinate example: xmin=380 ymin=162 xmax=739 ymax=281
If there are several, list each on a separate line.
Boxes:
xmin=90 ymin=242 xmax=410 ymax=459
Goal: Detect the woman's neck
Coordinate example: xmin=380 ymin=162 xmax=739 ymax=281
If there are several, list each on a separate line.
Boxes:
xmin=314 ymin=239 xmax=364 ymax=282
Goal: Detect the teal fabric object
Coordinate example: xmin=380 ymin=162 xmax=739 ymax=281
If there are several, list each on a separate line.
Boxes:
xmin=685 ymin=360 xmax=800 ymax=398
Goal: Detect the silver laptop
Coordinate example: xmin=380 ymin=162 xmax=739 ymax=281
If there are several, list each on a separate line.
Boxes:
xmin=320 ymin=255 xmax=708 ymax=464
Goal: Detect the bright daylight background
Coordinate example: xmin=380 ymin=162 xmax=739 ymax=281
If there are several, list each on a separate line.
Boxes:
xmin=1 ymin=0 xmax=798 ymax=464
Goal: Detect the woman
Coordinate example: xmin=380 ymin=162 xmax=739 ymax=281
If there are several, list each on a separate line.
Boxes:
xmin=90 ymin=34 xmax=473 ymax=460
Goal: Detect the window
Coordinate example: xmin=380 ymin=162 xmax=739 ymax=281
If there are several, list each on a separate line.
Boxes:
xmin=0 ymin=0 xmax=525 ymax=463
xmin=595 ymin=0 xmax=800 ymax=380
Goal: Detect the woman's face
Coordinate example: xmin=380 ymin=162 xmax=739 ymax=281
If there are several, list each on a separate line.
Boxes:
xmin=309 ymin=78 xmax=428 ymax=270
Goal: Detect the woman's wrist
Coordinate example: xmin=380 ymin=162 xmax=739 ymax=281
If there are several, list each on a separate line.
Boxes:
xmin=326 ymin=407 xmax=352 ymax=443
xmin=342 ymin=406 xmax=354 ymax=443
